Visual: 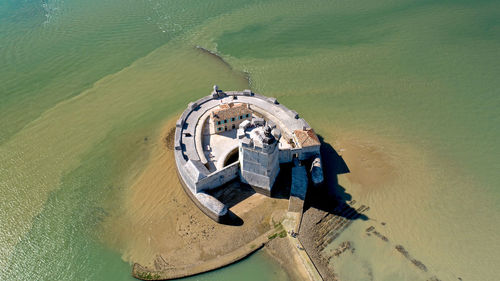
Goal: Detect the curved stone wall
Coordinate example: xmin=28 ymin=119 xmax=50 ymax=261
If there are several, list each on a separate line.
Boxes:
xmin=174 ymin=88 xmax=315 ymax=222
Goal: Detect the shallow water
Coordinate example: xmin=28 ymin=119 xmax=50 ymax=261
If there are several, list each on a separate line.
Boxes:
xmin=1 ymin=0 xmax=499 ymax=280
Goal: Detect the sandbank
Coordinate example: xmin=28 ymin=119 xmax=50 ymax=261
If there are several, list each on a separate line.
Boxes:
xmin=100 ymin=119 xmax=314 ymax=280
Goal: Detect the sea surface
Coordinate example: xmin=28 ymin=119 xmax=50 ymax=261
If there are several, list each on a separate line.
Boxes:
xmin=1 ymin=0 xmax=499 ymax=280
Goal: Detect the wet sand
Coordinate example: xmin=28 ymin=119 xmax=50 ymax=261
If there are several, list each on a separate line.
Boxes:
xmin=331 ymin=133 xmax=397 ymax=190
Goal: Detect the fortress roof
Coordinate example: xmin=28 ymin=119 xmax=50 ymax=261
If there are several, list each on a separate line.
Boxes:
xmin=293 ymin=128 xmax=321 ymax=148
xmin=211 ymin=102 xmax=251 ymax=121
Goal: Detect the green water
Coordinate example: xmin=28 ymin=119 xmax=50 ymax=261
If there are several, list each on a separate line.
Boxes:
xmin=1 ymin=0 xmax=499 ymax=280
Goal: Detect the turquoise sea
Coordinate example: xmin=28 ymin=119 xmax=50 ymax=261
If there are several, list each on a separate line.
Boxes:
xmin=1 ymin=0 xmax=499 ymax=280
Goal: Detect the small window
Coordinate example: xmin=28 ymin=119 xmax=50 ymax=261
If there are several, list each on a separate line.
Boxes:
xmin=231 ymin=117 xmax=235 ymax=122
xmin=245 ymin=114 xmax=249 ymax=118
xmin=217 ymin=127 xmax=222 ymax=131
xmin=217 ymin=121 xmax=221 ymax=125
xmin=224 ymin=119 xmax=228 ymax=123
xmin=239 ymin=115 xmax=243 ymax=119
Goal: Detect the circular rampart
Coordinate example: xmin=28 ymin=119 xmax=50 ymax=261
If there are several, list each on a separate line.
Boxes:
xmin=174 ymin=88 xmax=312 ymax=222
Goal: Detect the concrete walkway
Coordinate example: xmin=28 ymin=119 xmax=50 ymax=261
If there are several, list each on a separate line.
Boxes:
xmin=282 ymin=212 xmax=324 ymax=281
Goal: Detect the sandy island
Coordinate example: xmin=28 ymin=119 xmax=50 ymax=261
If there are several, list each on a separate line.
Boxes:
xmin=99 ymin=119 xmax=313 ymax=280
xmin=99 ymin=115 xmax=400 ymax=281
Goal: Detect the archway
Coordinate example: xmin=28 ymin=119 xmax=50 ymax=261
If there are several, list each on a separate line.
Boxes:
xmin=223 ymin=147 xmax=239 ymax=167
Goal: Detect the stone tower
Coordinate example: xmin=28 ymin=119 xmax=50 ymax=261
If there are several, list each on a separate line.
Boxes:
xmin=238 ymin=121 xmax=280 ymax=196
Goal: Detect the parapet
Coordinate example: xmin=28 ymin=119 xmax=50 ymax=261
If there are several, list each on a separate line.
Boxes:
xmin=243 ymin=89 xmax=252 ymax=96
xmin=253 ymin=117 xmax=265 ymax=126
xmin=239 ymin=119 xmax=251 ymax=129
xmin=184 ymin=160 xmax=209 ymax=183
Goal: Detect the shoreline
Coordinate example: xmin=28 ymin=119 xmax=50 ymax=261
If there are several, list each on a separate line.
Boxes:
xmin=132 ymin=228 xmax=275 ymax=280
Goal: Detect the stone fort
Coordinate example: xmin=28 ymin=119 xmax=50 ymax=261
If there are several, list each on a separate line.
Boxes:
xmin=174 ymin=86 xmax=324 ymax=222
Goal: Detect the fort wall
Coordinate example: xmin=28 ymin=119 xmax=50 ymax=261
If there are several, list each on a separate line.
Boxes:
xmin=195 ymin=161 xmax=240 ymax=192
xmin=174 ymin=88 xmax=322 ymax=222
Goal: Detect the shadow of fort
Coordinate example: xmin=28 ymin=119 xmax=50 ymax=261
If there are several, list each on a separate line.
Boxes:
xmin=208 ymin=181 xmax=254 ymax=226
xmin=303 ymin=135 xmax=368 ymax=221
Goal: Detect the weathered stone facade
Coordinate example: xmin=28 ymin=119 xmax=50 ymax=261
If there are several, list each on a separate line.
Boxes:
xmin=209 ymin=102 xmax=252 ymax=134
xmin=238 ymin=122 xmax=280 ymax=195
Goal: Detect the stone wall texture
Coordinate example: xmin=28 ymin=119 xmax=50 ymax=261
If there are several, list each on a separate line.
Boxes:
xmin=196 ymin=162 xmax=240 ymax=192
